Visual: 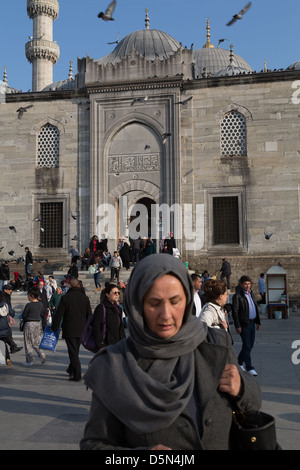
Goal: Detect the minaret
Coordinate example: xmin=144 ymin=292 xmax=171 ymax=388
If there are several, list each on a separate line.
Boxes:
xmin=25 ymin=0 xmax=60 ymax=91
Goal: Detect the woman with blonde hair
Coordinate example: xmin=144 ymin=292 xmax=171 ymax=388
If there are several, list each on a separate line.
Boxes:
xmin=200 ymin=279 xmax=229 ymax=330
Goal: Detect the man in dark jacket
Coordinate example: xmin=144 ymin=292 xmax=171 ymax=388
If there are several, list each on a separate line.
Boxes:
xmin=51 ymin=278 xmax=92 ymax=381
xmin=232 ymin=275 xmax=261 ymax=376
xmin=220 ymin=258 xmax=231 ymax=290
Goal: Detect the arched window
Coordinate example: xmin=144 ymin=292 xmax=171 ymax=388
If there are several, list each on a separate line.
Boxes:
xmin=37 ymin=123 xmax=59 ymax=168
xmin=220 ymin=111 xmax=247 ymax=156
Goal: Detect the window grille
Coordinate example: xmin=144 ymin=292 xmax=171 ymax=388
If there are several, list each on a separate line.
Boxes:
xmin=40 ymin=202 xmax=63 ymax=248
xmin=37 ymin=124 xmax=59 ymax=168
xmin=213 ymin=196 xmax=239 ymax=244
xmin=220 ymin=111 xmax=247 ymax=156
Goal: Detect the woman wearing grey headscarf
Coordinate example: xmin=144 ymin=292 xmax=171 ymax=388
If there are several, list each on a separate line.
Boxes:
xmin=81 ymin=254 xmax=261 ymax=450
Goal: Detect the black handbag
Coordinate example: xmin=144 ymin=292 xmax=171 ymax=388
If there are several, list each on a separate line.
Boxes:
xmin=230 ymin=409 xmax=280 ymax=450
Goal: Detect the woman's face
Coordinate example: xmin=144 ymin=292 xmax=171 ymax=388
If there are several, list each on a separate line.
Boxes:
xmin=106 ymin=287 xmax=120 ymax=304
xmin=142 ymin=274 xmax=187 ymax=339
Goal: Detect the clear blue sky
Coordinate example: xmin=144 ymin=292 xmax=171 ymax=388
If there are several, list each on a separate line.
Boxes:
xmin=1 ymin=0 xmax=299 ymax=91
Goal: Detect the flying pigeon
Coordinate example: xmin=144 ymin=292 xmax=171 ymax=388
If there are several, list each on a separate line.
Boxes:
xmin=175 ymin=96 xmax=193 ymax=105
xmin=33 ymin=215 xmax=40 ymax=222
xmin=71 ymin=215 xmax=77 ymax=220
xmin=98 ymin=0 xmax=116 ymax=21
xmin=18 ymin=241 xmax=24 ymax=247
xmin=217 ymin=38 xmax=228 ymax=47
xmin=226 ymin=2 xmax=252 ymax=26
xmin=9 ymin=226 xmax=16 ymax=233
xmin=8 ymin=250 xmax=16 ymax=257
xmin=16 ymin=105 xmax=33 ymax=119
xmin=264 ymin=231 xmax=273 ymax=240
xmin=144 ymin=145 xmax=151 ymax=150
xmin=108 ymin=32 xmax=120 ymax=44
xmin=131 ymin=96 xmax=148 ymax=106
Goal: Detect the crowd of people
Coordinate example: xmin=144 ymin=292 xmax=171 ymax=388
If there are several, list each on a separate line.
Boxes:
xmin=0 ymin=238 xmax=266 ymax=450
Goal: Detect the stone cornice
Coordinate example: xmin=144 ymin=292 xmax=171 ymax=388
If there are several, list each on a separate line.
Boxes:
xmin=85 ymin=76 xmax=184 ymax=94
xmin=27 ymin=0 xmax=59 ymax=19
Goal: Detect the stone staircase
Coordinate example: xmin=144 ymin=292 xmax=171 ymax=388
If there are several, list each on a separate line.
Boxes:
xmin=10 ymin=265 xmax=134 ymax=316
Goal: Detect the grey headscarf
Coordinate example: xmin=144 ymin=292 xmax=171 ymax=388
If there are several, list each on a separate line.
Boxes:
xmin=84 ymin=253 xmax=207 ymax=433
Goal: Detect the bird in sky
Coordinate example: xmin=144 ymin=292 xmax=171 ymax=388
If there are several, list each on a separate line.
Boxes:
xmin=217 ymin=38 xmax=228 ymax=48
xmin=98 ymin=1 xmax=116 ymax=21
xmin=131 ymin=96 xmax=148 ymax=106
xmin=175 ymin=96 xmax=193 ymax=105
xmin=226 ymin=2 xmax=252 ymax=27
xmin=264 ymin=231 xmax=273 ymax=240
xmin=16 ymin=105 xmax=33 ymax=119
xmin=108 ymin=32 xmax=120 ymax=44
xmin=9 ymin=226 xmax=16 ymax=233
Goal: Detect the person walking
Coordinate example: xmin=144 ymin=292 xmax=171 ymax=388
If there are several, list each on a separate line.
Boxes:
xmin=258 ymin=273 xmax=266 ymax=304
xmin=232 ymin=275 xmax=261 ymax=376
xmin=0 ymin=291 xmax=13 ymax=367
xmin=21 ymin=287 xmax=46 ymax=367
xmin=2 ymin=284 xmax=23 ymax=353
xmin=92 ymin=283 xmax=125 ymax=350
xmin=109 ymin=251 xmax=122 ymax=282
xmin=220 ymin=258 xmax=231 ymax=290
xmin=24 ymin=247 xmax=33 ymax=279
xmin=51 ymin=278 xmax=92 ymax=382
xmin=80 ymin=254 xmax=261 ymax=450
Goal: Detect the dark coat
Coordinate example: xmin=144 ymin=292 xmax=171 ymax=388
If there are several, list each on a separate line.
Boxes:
xmin=92 ymin=297 xmax=125 ymax=349
xmin=80 ymin=329 xmax=262 ymax=450
xmin=0 ymin=303 xmax=10 ymax=338
xmin=232 ymin=287 xmax=261 ymax=329
xmin=51 ymin=287 xmax=92 ymax=338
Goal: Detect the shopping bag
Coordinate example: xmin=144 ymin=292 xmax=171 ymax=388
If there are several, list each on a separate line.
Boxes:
xmin=39 ymin=325 xmax=59 ymax=352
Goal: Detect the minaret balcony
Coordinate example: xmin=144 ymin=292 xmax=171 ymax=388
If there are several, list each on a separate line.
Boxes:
xmin=25 ymin=39 xmax=60 ymax=64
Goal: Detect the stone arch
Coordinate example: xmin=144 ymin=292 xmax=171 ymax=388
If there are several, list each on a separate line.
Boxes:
xmin=216 ymin=103 xmax=253 ymax=122
xmin=108 ymin=179 xmax=162 ymax=204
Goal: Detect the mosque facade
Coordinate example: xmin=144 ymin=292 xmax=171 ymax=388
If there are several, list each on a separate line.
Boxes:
xmin=1 ymin=0 xmax=300 ymax=294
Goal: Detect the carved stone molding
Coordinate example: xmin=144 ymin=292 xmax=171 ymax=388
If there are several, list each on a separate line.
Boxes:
xmin=109 ymin=154 xmax=160 ymax=174
xmin=27 ymin=0 xmax=59 ymax=20
xmin=25 ymin=40 xmax=60 ymax=64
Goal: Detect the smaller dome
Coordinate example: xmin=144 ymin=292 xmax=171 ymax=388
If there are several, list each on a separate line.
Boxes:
xmin=0 ymin=67 xmax=20 ymax=94
xmin=43 ymin=78 xmax=75 ymax=91
xmin=43 ymin=61 xmax=75 ymax=92
xmin=0 ymin=80 xmax=20 ymax=94
xmin=286 ymin=61 xmax=300 ymax=71
xmin=214 ymin=64 xmax=252 ymax=77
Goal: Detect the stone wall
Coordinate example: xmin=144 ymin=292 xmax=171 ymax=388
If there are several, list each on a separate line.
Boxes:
xmin=186 ymin=254 xmax=300 ymax=299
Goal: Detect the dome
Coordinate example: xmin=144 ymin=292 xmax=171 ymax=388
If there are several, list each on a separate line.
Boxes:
xmin=43 ymin=78 xmax=75 ymax=91
xmin=97 ymin=28 xmax=181 ymax=65
xmin=0 ymin=67 xmax=20 ymax=95
xmin=286 ymin=61 xmax=300 ymax=71
xmin=0 ymin=80 xmax=20 ymax=94
xmin=42 ymin=61 xmax=75 ymax=92
xmin=193 ymin=47 xmax=252 ymax=78
xmin=192 ymin=19 xmax=252 ymax=78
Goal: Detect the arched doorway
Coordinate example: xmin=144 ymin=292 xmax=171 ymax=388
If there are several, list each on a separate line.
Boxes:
xmin=128 ymin=197 xmax=157 ymax=242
